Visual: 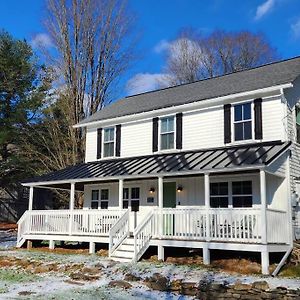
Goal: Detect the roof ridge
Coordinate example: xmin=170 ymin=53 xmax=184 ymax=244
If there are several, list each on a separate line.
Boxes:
xmin=125 ymin=55 xmax=300 ymax=99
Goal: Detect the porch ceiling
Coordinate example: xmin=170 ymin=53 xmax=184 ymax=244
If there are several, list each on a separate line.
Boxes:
xmin=22 ymin=140 xmax=291 ymax=188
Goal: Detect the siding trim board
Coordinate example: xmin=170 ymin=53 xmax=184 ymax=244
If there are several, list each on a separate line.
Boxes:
xmin=152 ymin=117 xmax=159 ymax=152
xmin=96 ymin=128 xmax=102 ymax=159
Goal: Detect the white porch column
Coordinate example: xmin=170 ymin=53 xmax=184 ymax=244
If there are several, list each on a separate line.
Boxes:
xmin=260 ymin=170 xmax=267 ymax=244
xmin=28 ymin=186 xmax=34 ymax=211
xmin=203 ymin=244 xmax=210 ymax=265
xmin=70 ymin=182 xmax=75 ymax=210
xmin=204 ymin=173 xmax=210 ymax=241
xmin=158 ymin=245 xmax=165 ymax=261
xmin=261 ymin=246 xmax=269 ymax=275
xmin=49 ymin=240 xmax=55 ymax=250
xmin=158 ymin=177 xmax=163 ymax=209
xmin=158 ymin=177 xmax=163 ymax=238
xmin=69 ymin=182 xmax=75 ymax=235
xmin=89 ymin=242 xmax=96 ymax=254
xmin=119 ymin=179 xmax=124 ymax=209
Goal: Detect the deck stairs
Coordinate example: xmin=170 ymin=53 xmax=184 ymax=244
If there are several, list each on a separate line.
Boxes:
xmin=109 ymin=237 xmax=136 ymax=262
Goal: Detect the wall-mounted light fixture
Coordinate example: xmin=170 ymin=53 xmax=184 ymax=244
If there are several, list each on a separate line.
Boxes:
xmin=149 ymin=187 xmax=155 ymax=194
xmin=177 ymin=186 xmax=183 ymax=193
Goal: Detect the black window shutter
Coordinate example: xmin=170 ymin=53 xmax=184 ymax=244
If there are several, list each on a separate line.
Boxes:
xmin=97 ymin=128 xmax=102 ymax=159
xmin=152 ymin=117 xmax=159 ymax=152
xmin=115 ymin=124 xmax=121 ymax=157
xmin=176 ymin=113 xmax=183 ymax=149
xmin=224 ymin=104 xmax=231 ymax=144
xmin=254 ymin=98 xmax=263 ymax=140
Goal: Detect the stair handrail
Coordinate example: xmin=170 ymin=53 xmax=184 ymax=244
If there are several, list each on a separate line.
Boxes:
xmin=108 ymin=209 xmax=129 ymax=257
xmin=17 ymin=210 xmax=30 ymax=246
xmin=133 ymin=211 xmax=154 ymax=263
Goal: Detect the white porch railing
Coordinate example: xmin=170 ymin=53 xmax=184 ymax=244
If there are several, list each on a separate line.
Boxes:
xmin=133 ymin=211 xmax=155 ymax=262
xmin=109 ymin=209 xmax=130 ymax=256
xmin=17 ymin=209 xmax=125 ymax=243
xmin=267 ymin=208 xmax=289 ymax=244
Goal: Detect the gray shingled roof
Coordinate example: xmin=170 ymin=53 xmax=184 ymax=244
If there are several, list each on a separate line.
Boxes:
xmin=78 ymin=57 xmax=300 ymax=126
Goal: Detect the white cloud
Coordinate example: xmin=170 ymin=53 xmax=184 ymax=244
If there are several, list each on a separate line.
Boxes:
xmin=154 ymin=39 xmax=171 ymax=53
xmin=31 ymin=33 xmax=53 ymax=49
xmin=126 ymin=73 xmax=168 ymax=95
xmin=255 ymin=0 xmax=275 ymax=20
xmin=291 ymin=18 xmax=300 ymax=38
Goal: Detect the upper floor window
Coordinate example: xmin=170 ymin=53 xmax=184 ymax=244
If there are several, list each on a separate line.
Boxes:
xmin=160 ymin=116 xmax=175 ymax=150
xmin=103 ymin=127 xmax=115 ymax=157
xmin=234 ymin=103 xmax=252 ymax=141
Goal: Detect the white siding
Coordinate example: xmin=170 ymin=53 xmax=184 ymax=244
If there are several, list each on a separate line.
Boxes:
xmin=262 ymin=97 xmax=285 ymax=142
xmin=121 ymin=120 xmax=152 ymax=157
xmin=84 ymin=96 xmax=286 ymax=159
xmin=183 ymin=107 xmax=224 ymax=150
xmin=85 ymin=127 xmax=97 ymax=162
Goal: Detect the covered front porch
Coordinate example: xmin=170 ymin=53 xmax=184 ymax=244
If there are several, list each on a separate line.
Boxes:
xmin=18 ymin=141 xmax=293 ymax=274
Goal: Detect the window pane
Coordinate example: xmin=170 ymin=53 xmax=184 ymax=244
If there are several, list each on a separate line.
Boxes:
xmin=234 ymin=123 xmax=243 ymax=141
xmin=161 ymin=117 xmax=174 ymax=133
xmin=233 ymin=196 xmax=252 ymax=207
xmin=104 ymin=128 xmax=114 ymax=142
xmin=243 ymin=181 xmax=252 ymax=194
xmin=91 ymin=201 xmax=98 ymax=209
xmin=131 ymin=187 xmax=140 ymax=199
xmin=210 ymin=182 xmax=228 ymax=196
xmin=161 ymin=133 xmax=174 ymax=150
xmin=101 ymin=189 xmax=109 ymax=200
xmin=91 ymin=190 xmax=99 ymax=200
xmin=234 ymin=105 xmax=242 ymax=121
xmin=161 ymin=118 xmax=168 ymax=133
xmin=210 ymin=197 xmax=228 ymax=208
xmin=123 ymin=188 xmax=129 ymax=199
xmin=232 ymin=181 xmax=242 ymax=194
xmin=100 ymin=201 xmax=108 ymax=209
xmin=104 ymin=142 xmax=114 ymax=157
xmin=123 ymin=200 xmax=129 ymax=209
xmin=243 ymin=121 xmax=252 ymax=140
xmin=243 ymin=103 xmax=251 ymax=120
xmin=131 ymin=200 xmax=140 ymax=212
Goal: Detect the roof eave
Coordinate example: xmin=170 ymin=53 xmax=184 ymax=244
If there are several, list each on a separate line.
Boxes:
xmin=73 ymin=82 xmax=293 ymax=129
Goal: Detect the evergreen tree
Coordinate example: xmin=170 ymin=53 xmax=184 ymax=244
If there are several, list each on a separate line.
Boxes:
xmin=0 ymin=30 xmax=49 ymax=189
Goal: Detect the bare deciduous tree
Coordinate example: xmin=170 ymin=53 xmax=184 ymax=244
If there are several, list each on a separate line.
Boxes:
xmin=162 ymin=29 xmax=278 ymax=86
xmin=45 ymin=0 xmax=137 ymax=160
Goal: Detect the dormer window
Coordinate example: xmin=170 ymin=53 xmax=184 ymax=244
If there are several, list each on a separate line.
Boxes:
xmin=233 ymin=102 xmax=252 ymax=141
xmin=103 ymin=127 xmax=115 ymax=157
xmin=160 ymin=116 xmax=175 ymax=150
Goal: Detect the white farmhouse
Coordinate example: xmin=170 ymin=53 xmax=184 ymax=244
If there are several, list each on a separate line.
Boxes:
xmin=18 ymin=57 xmax=300 ymax=275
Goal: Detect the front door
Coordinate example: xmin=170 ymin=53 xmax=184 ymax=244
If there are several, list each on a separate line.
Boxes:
xmin=163 ymin=182 xmax=176 ymax=235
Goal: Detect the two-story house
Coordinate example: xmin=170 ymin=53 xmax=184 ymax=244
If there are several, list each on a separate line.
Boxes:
xmin=17 ymin=57 xmax=300 ymax=275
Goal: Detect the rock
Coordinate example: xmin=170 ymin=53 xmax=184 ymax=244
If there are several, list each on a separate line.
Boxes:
xmin=81 ymin=266 xmax=101 ymax=275
xmin=18 ymin=291 xmax=36 ymax=296
xmin=181 ymin=282 xmax=198 ymax=296
xmin=144 ymin=273 xmax=168 ymax=291
xmin=69 ymin=272 xmax=100 ymax=281
xmin=108 ymin=280 xmax=132 ymax=289
xmin=33 ymin=265 xmax=52 ymax=274
xmin=233 ymin=283 xmax=252 ymax=291
xmin=169 ymin=279 xmax=182 ymax=291
xmin=124 ymin=273 xmax=141 ymax=282
xmin=251 ymin=281 xmax=269 ymax=290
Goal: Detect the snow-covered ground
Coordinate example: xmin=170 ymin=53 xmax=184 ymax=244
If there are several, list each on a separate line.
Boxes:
xmin=0 ymin=231 xmax=299 ymax=299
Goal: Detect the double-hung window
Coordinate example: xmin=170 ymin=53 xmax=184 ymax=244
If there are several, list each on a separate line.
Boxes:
xmin=103 ymin=127 xmax=115 ymax=157
xmin=91 ymin=190 xmax=99 ymax=209
xmin=234 ymin=103 xmax=252 ymax=141
xmin=232 ymin=181 xmax=252 ymax=207
xmin=100 ymin=189 xmax=109 ymax=209
xmin=160 ymin=116 xmax=175 ymax=150
xmin=210 ymin=182 xmax=229 ymax=208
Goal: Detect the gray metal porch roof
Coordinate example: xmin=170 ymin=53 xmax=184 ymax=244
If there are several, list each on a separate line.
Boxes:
xmin=23 ymin=140 xmax=290 ymax=187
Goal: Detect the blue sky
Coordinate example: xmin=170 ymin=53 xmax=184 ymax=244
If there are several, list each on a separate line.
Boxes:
xmin=1 ymin=0 xmax=300 ymax=98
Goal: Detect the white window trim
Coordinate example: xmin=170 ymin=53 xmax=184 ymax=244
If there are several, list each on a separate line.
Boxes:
xmin=123 ymin=186 xmax=141 ymax=209
xmin=90 ymin=187 xmax=110 ymax=209
xmin=102 ymin=126 xmax=116 ymax=159
xmin=231 ymin=101 xmax=255 ymax=144
xmin=210 ymin=179 xmax=253 ymax=208
xmin=158 ymin=115 xmax=176 ymax=152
